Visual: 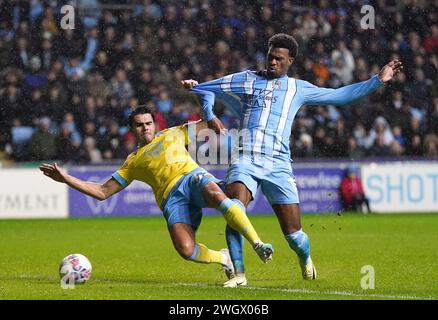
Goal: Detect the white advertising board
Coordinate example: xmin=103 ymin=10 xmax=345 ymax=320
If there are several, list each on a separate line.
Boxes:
xmin=0 ymin=169 xmax=68 ymax=219
xmin=361 ymin=162 xmax=438 ymax=213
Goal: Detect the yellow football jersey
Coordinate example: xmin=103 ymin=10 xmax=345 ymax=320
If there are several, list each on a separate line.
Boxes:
xmin=112 ymin=125 xmax=199 ymax=209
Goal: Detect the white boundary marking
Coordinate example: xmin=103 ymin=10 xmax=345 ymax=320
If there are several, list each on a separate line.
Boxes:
xmin=177 ymin=282 xmax=434 ymax=300
xmin=4 ymin=275 xmax=435 ymax=300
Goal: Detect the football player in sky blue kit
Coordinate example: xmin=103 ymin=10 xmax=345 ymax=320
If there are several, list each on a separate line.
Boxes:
xmin=182 ymin=33 xmax=403 ymax=287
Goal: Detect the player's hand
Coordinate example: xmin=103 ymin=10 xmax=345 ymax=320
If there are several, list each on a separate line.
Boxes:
xmin=39 ymin=163 xmax=67 ymax=183
xmin=378 ymin=60 xmax=403 ymax=82
xmin=181 ymin=79 xmax=199 ymax=89
xmin=207 ymin=117 xmax=227 ymax=135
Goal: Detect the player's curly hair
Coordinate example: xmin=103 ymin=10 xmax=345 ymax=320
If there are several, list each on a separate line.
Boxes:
xmin=268 ymin=33 xmax=299 ymax=58
xmin=128 ymin=105 xmax=155 ymax=128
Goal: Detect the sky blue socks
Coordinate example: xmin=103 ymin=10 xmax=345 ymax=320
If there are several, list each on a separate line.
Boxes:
xmin=285 ymin=229 xmax=310 ymax=265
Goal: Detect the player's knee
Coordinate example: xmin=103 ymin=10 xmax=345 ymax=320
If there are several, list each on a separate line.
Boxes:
xmin=204 ymin=188 xmax=223 ymax=204
xmin=225 ymin=186 xmax=239 ymax=199
xmin=225 ymin=185 xmax=251 ymax=207
xmin=175 ymin=241 xmax=195 ymax=260
xmin=283 ymin=220 xmax=302 ymax=234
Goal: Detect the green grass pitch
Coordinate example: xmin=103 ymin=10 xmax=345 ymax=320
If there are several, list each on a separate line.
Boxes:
xmin=0 ymin=213 xmax=437 ymax=300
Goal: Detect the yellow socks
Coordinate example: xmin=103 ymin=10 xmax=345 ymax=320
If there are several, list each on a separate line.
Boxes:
xmin=188 ymin=243 xmax=226 ymax=265
xmin=219 ymin=198 xmax=260 ymax=246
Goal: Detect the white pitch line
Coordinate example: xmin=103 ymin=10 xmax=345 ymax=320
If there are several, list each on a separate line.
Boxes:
xmin=6 ymin=275 xmax=434 ymax=300
xmin=176 ymin=282 xmax=434 ymax=300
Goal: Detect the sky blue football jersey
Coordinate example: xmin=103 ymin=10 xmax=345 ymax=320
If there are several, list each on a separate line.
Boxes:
xmin=191 ymin=70 xmax=384 ymax=162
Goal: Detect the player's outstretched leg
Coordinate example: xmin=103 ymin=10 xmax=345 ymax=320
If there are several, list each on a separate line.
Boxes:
xmin=217 ymin=198 xmax=274 ymax=263
xmin=203 ymin=182 xmax=274 ymax=263
xmin=186 ymin=243 xmax=233 ymax=267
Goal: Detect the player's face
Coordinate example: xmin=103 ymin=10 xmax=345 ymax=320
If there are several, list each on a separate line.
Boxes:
xmin=266 ymin=47 xmax=294 ymax=78
xmin=131 ymin=113 xmax=156 ymax=146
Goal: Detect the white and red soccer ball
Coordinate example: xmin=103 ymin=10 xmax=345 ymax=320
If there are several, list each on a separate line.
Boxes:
xmin=59 ymin=254 xmax=92 ymax=284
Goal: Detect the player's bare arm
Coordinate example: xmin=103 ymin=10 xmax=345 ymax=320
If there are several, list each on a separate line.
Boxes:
xmin=378 ymin=59 xmax=403 ymax=82
xmin=40 ymin=163 xmax=123 ymax=201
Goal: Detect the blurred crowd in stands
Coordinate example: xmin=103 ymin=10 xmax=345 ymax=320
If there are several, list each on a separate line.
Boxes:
xmin=0 ymin=0 xmax=437 ymax=164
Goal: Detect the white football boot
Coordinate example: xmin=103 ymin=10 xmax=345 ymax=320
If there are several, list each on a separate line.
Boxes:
xmin=300 ymin=256 xmax=317 ymax=280
xmin=223 ymin=273 xmax=248 ymax=288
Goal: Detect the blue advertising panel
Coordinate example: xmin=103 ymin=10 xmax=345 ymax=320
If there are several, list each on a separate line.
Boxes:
xmin=68 ymin=167 xmax=344 ymax=217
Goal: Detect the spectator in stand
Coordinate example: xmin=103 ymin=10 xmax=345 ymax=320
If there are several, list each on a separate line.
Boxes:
xmin=352 ymin=123 xmax=367 ymax=149
xmin=39 ymin=36 xmax=57 ymax=71
xmin=88 ymin=69 xmax=110 ymax=99
xmin=110 ymin=68 xmax=134 ymax=106
xmin=82 ymin=120 xmax=98 ymax=142
xmin=28 ymin=116 xmax=57 ymax=161
xmin=56 ymin=122 xmax=80 ymax=163
xmin=295 ymin=133 xmax=316 ymax=158
xmin=346 ymin=136 xmax=366 ymax=160
xmin=423 ymin=24 xmax=438 ymax=54
xmin=332 ymin=118 xmax=348 ymax=158
xmin=392 ymin=126 xmax=406 ymax=148
xmin=390 ymin=140 xmax=405 ymax=157
xmin=24 ymin=56 xmax=47 ymax=90
xmin=97 ymin=120 xmax=123 ymax=160
xmin=81 ymin=137 xmax=103 ymax=164
xmin=368 ymin=133 xmax=392 ymax=157
xmin=340 ymin=166 xmax=371 ymax=213
xmin=47 ymin=84 xmax=68 ymax=123
xmin=24 ymin=88 xmax=47 ymax=121
xmin=365 ymin=117 xmax=394 ymax=150
xmin=11 ymin=37 xmax=31 ymax=71
xmin=427 ymin=98 xmax=438 ymax=135
xmin=424 ymin=134 xmax=438 ymax=157
xmin=406 ymin=134 xmax=424 ymax=156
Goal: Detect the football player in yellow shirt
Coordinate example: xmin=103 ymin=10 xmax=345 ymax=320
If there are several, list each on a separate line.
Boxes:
xmin=40 ymin=106 xmax=273 ymax=286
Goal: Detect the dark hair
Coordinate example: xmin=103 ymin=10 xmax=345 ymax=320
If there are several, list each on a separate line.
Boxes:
xmin=268 ymin=33 xmax=299 ymax=58
xmin=128 ymin=105 xmax=155 ymax=128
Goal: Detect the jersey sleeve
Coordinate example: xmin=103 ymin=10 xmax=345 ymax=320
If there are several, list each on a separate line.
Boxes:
xmin=112 ymin=156 xmax=133 ymax=188
xmin=297 ymin=74 xmax=384 ymax=106
xmin=190 ymin=77 xmax=224 ymax=121
xmin=190 ymin=72 xmax=246 ymax=121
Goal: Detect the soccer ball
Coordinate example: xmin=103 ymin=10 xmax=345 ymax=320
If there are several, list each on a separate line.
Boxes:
xmin=59 ymin=254 xmax=92 ymax=285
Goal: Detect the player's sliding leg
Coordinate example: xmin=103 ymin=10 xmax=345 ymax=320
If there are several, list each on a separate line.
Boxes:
xmin=187 ymin=243 xmax=233 ymax=267
xmin=168 ymin=222 xmax=233 ymax=271
xmin=273 ymin=203 xmax=316 ymax=280
xmin=203 ymin=181 xmax=274 ymax=263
